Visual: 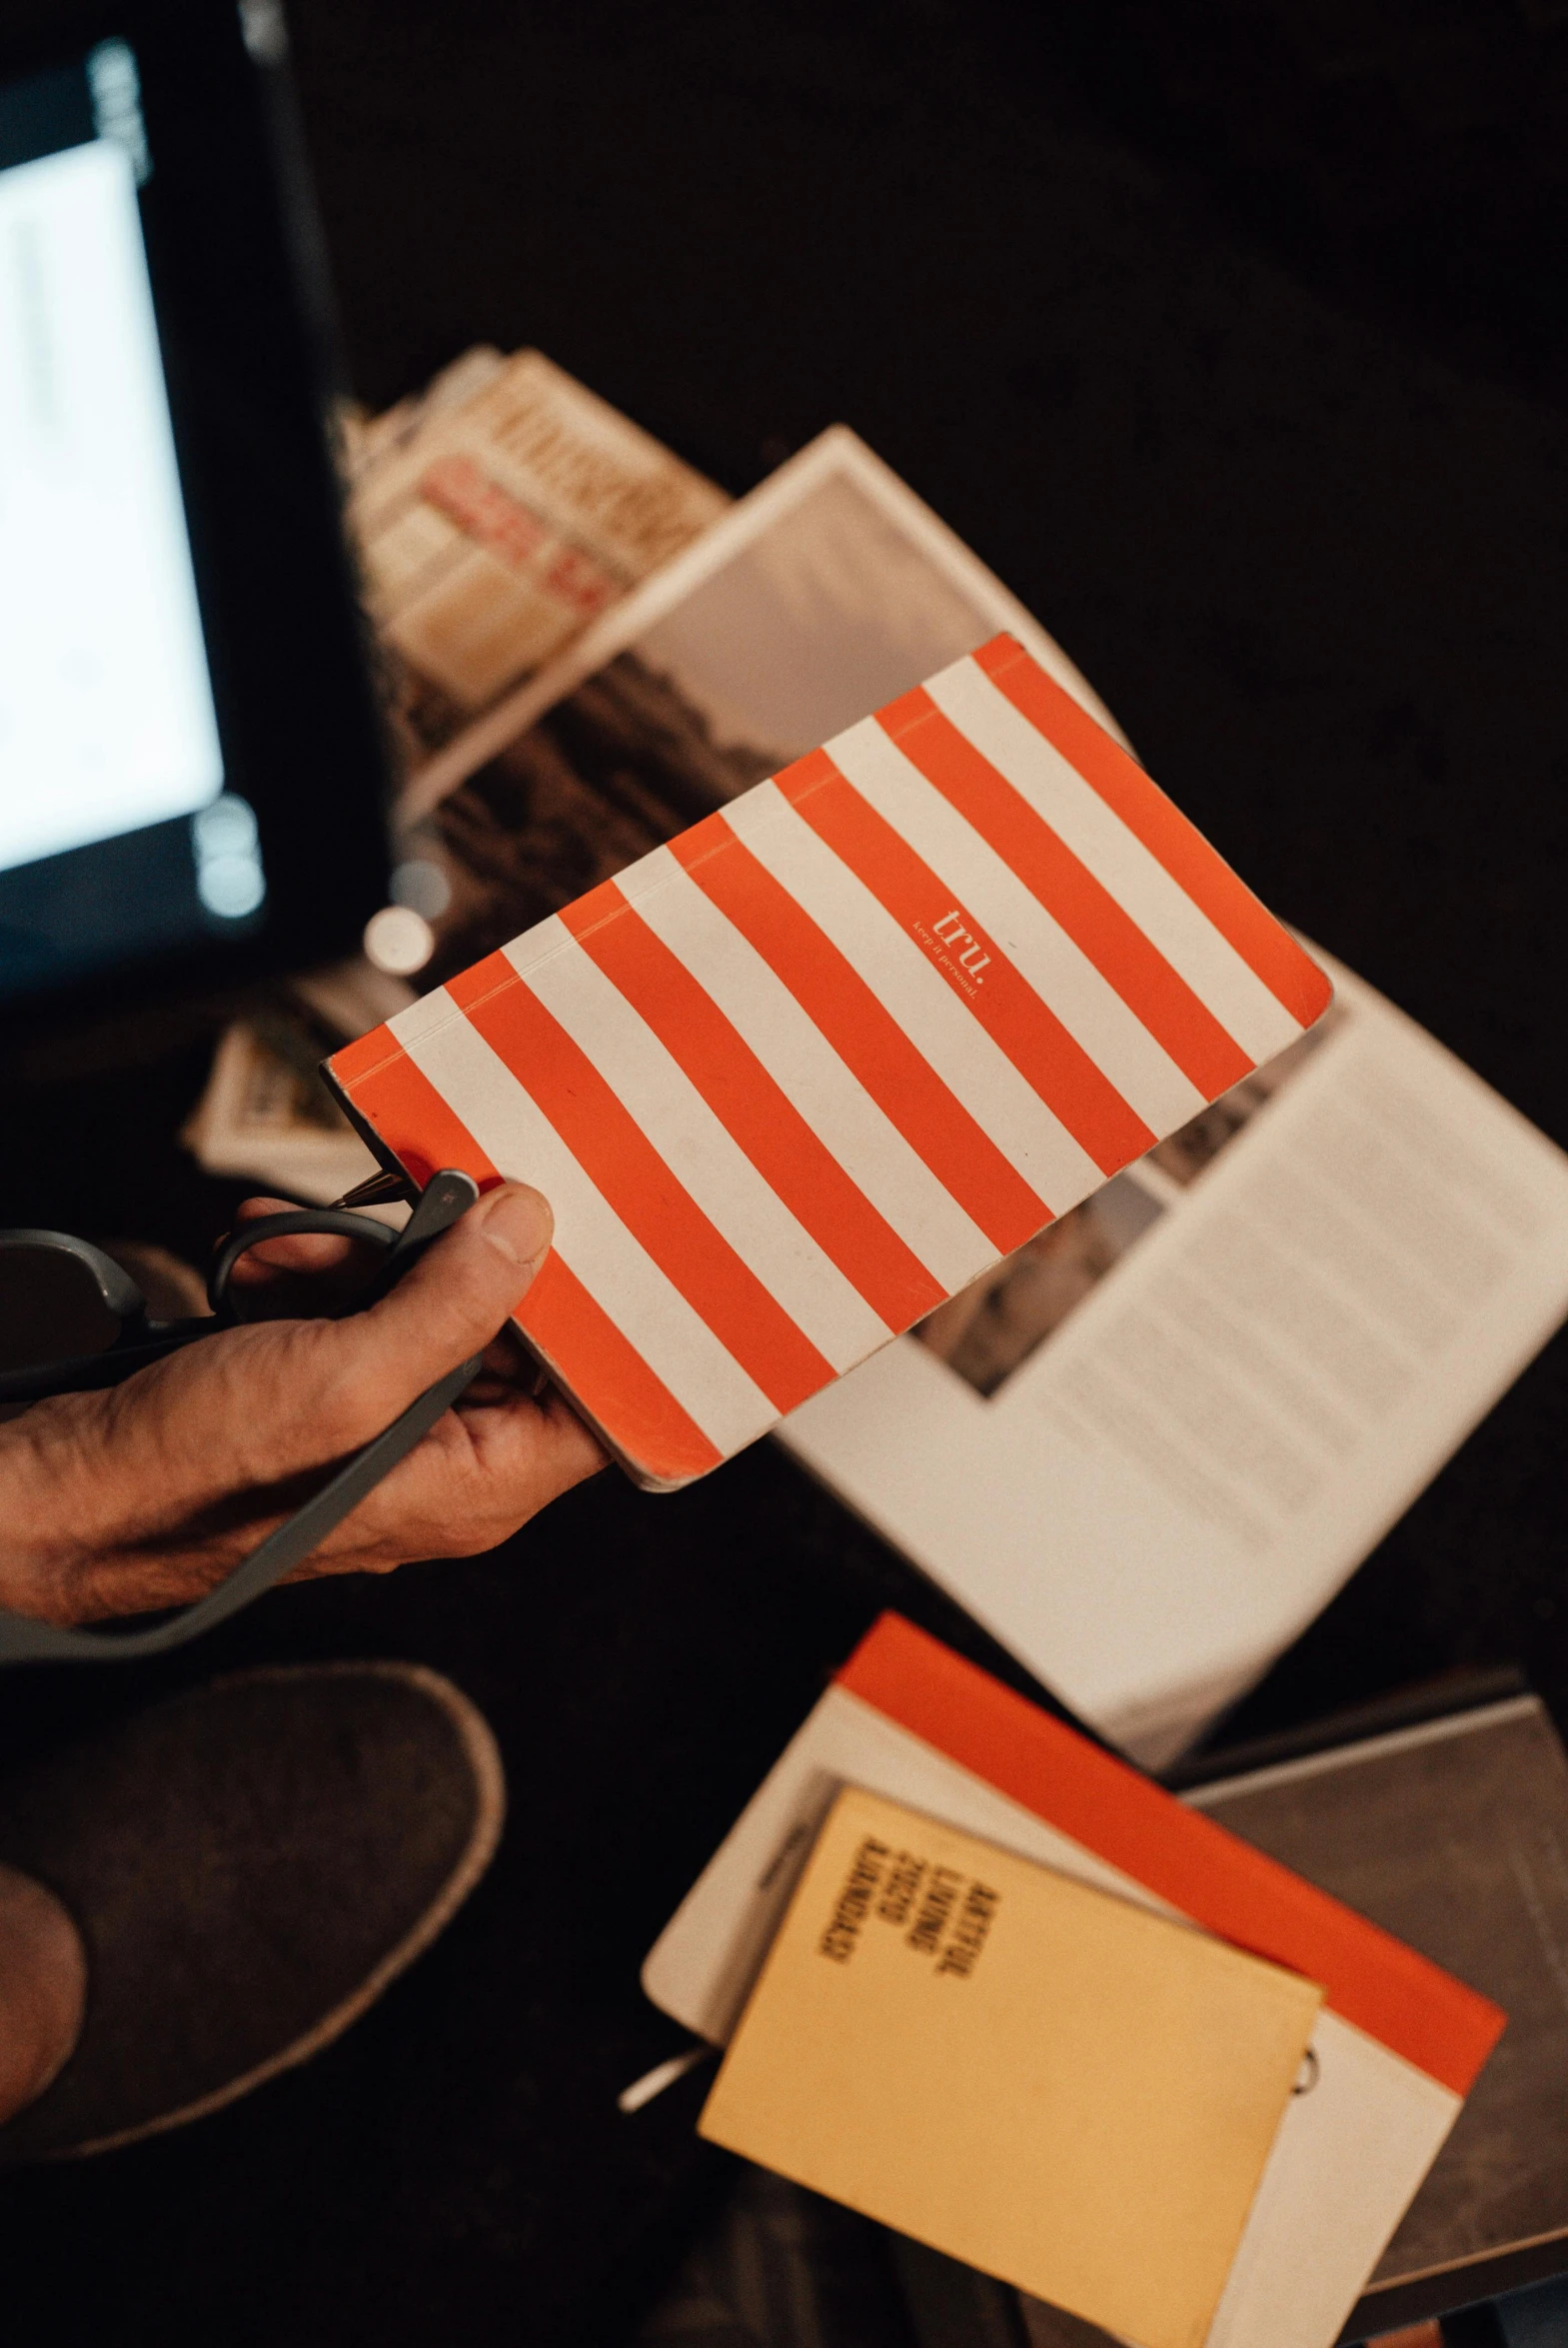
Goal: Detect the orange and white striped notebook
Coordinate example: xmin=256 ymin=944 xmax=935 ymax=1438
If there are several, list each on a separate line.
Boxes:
xmin=327 ymin=634 xmax=1332 ymax=1487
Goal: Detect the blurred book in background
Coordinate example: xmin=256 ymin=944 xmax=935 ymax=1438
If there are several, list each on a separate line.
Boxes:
xmin=181 ymin=960 xmax=413 ymax=1205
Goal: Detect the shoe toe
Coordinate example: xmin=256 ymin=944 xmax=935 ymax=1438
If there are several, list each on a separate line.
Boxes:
xmin=0 ymin=1661 xmax=505 ymax=2163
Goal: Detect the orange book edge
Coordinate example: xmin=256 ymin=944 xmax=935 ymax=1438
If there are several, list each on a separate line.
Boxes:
xmin=835 ymin=1613 xmax=1504 ymax=2098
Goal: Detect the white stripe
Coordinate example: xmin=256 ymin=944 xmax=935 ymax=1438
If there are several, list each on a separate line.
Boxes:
xmin=924 ymin=659 xmax=1302 ymax=1066
xmin=622 ymin=850 xmax=997 ymax=1296
xmin=725 ymin=786 xmax=1104 ymax=1212
xmin=389 ymin=983 xmax=480 ymax=1052
xmin=393 ymin=991 xmax=776 ymax=1456
xmin=514 ymin=922 xmax=891 ymax=1369
xmin=829 ymin=718 xmax=1206 ymax=1135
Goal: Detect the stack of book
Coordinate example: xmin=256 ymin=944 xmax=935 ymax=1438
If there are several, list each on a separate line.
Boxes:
xmin=642 ymin=1614 xmax=1568 ymax=2347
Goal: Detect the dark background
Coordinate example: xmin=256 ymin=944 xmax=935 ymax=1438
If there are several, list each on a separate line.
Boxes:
xmin=5 ymin=2 xmax=1568 ymax=2340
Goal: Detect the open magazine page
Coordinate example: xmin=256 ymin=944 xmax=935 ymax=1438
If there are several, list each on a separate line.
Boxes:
xmin=782 ymin=956 xmax=1568 ymax=1763
xmin=404 ymin=425 xmax=1126 ymax=984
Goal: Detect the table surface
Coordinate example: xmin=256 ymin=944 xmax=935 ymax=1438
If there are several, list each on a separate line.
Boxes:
xmin=4 ymin=4 xmax=1568 ymax=2341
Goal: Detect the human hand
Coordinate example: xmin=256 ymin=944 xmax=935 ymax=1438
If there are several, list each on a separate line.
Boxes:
xmin=0 ymin=1182 xmax=605 ymax=1627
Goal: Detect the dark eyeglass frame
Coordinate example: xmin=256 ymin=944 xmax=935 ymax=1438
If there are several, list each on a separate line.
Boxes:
xmin=0 ymin=1172 xmax=482 ymax=1664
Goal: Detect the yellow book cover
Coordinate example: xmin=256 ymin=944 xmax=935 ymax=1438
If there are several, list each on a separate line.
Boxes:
xmin=699 ymin=1786 xmax=1324 ymax=2348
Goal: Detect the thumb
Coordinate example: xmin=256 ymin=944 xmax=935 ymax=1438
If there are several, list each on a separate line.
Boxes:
xmin=308 ymin=1182 xmax=554 ymax=1440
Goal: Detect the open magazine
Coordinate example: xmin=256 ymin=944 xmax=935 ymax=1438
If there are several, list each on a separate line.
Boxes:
xmin=786 ymin=954 xmax=1568 ymax=1761
xmin=190 ymin=367 xmax=1568 ymax=1760
xmin=399 ymin=424 xmax=1127 ymax=972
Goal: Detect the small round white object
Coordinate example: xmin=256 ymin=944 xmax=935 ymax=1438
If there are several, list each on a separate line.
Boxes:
xmin=193 ymin=794 xmax=260 ymax=859
xmin=196 ymin=854 xmax=266 ymax=920
xmin=363 ymin=903 xmax=435 ymax=976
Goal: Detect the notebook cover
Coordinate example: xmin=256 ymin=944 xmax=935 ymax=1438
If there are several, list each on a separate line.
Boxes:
xmin=697 ymin=1784 xmax=1324 ymax=2348
xmin=326 ymin=634 xmax=1333 ymax=1487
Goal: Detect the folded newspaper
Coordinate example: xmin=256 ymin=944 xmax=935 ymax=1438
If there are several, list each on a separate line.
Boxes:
xmin=187 ymin=357 xmax=1568 ymax=1759
xmin=342 ymin=346 xmax=729 ymax=780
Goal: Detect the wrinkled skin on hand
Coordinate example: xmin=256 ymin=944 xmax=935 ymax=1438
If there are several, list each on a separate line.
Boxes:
xmin=0 ymin=1182 xmax=605 ymax=1627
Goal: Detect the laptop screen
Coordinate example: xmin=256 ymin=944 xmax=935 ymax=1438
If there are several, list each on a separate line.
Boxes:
xmin=0 ymin=11 xmax=341 ymax=1020
xmin=0 ymin=0 xmax=390 ymax=1051
xmin=0 ymin=42 xmax=241 ymax=873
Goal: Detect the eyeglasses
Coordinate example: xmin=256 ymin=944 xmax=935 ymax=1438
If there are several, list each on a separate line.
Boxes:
xmin=0 ymin=1172 xmax=482 ymax=1666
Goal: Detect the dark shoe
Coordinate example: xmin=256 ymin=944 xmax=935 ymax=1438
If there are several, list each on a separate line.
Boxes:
xmin=0 ymin=1660 xmax=505 ymax=2163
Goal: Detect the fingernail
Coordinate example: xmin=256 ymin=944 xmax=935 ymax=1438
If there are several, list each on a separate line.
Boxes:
xmin=474 ymin=1182 xmax=553 ymax=1268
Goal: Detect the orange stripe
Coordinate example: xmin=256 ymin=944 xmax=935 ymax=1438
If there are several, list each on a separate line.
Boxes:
xmin=518 ymin=1250 xmax=722 ymax=1485
xmin=975 ymin=636 xmax=1333 ymax=1030
xmin=669 ymin=814 xmax=1047 ymax=1255
xmin=777 ymin=748 xmax=1155 ymax=1176
xmin=878 ymin=690 xmax=1253 ymax=1101
xmin=560 ymin=882 xmax=944 ymax=1333
xmin=329 ymin=1022 xmax=410 ymax=1096
xmin=446 ymin=952 xmax=833 ymax=1415
xmin=837 ymin=1614 xmax=1505 ymax=2095
xmin=332 ymin=1034 xmax=502 ymax=1194
xmin=334 ymin=1038 xmax=714 ymax=1480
